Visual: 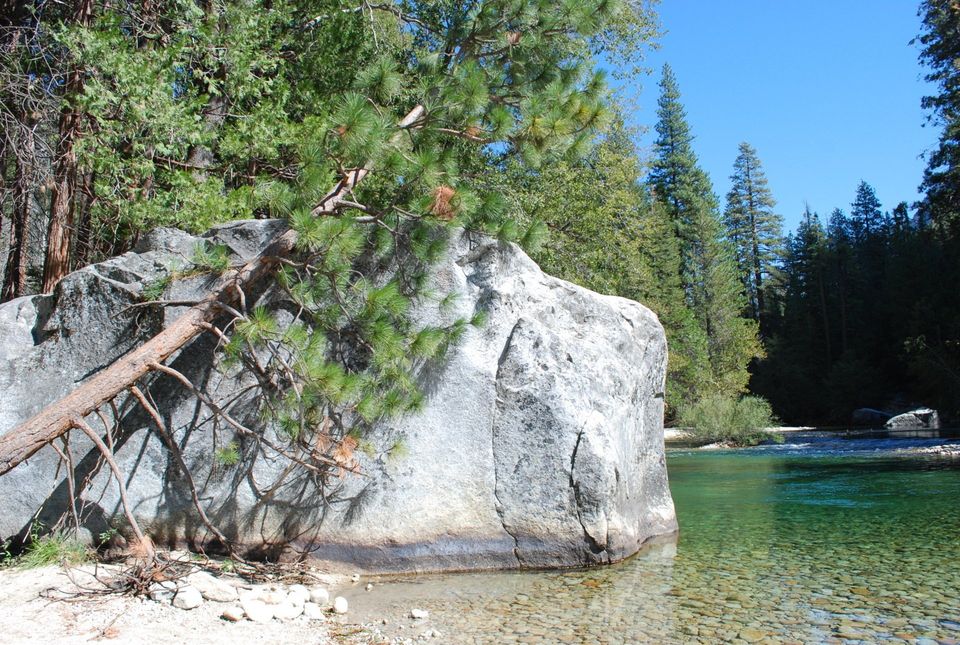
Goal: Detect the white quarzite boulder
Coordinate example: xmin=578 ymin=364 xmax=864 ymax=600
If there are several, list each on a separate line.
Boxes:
xmin=172 ymin=586 xmax=203 ymax=610
xmin=0 ymin=220 xmax=676 ymax=572
xmin=185 ymin=571 xmax=238 ymax=603
xmin=885 ymin=408 xmax=940 ymax=430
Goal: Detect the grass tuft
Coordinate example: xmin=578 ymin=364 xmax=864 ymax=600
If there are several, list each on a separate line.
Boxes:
xmin=17 ymin=533 xmax=91 ymax=568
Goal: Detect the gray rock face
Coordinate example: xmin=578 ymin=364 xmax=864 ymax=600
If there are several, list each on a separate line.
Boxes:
xmin=0 ymin=220 xmax=676 ymax=572
xmin=885 ymin=408 xmax=941 ymax=430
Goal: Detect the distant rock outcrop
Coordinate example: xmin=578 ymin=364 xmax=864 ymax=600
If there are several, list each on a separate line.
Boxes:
xmin=0 ymin=220 xmax=676 ymax=572
xmin=885 ymin=408 xmax=941 ymax=430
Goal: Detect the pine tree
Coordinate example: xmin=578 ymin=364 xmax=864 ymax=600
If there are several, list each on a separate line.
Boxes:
xmin=648 ymin=64 xmax=761 ymax=396
xmin=849 ymin=180 xmax=885 ymax=242
xmin=915 ymin=0 xmax=960 ymax=231
xmin=723 ymin=142 xmax=783 ymax=328
xmin=825 ymin=208 xmax=853 ymax=359
xmin=648 ymin=64 xmax=714 ymax=291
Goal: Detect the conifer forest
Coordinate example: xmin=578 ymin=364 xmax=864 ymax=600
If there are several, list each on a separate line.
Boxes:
xmin=1 ymin=0 xmax=958 ymax=429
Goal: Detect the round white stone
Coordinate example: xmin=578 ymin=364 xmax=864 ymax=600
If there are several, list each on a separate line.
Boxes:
xmin=241 ymin=598 xmax=275 ymax=623
xmin=273 ymin=602 xmax=304 ymax=620
xmin=302 ymin=602 xmax=325 ymax=621
xmin=172 ymin=586 xmax=203 ymax=610
xmin=309 ymin=587 xmax=330 ymax=605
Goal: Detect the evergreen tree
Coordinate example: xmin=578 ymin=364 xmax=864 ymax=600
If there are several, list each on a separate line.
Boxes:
xmin=723 ymin=142 xmax=783 ymax=328
xmin=648 ymin=64 xmax=761 ymax=396
xmin=753 ymin=208 xmax=832 ymax=421
xmin=825 ymin=208 xmax=852 ymax=359
xmin=915 ymin=0 xmax=960 ymax=231
xmin=849 ymin=180 xmax=885 ymax=242
xmin=890 ymin=201 xmax=912 ymax=234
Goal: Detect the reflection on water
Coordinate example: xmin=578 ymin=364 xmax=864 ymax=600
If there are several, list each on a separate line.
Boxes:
xmin=338 ymin=433 xmax=960 ymax=644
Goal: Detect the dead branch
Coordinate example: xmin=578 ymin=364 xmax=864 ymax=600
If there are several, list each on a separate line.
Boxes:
xmin=71 ymin=417 xmax=154 ymax=561
xmin=128 ymin=386 xmax=234 ymax=554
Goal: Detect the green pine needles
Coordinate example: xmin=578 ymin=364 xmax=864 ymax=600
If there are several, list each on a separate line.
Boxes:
xmin=182 ymin=0 xmax=652 ymax=476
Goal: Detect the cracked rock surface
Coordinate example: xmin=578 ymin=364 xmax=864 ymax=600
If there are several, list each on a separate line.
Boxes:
xmin=0 ymin=221 xmax=676 ymax=573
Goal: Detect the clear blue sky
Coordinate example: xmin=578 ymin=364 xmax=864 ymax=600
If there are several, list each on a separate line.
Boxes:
xmin=617 ymin=1 xmax=939 ymax=233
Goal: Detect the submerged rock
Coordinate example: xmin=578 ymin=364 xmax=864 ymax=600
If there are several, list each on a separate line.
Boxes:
xmin=0 ymin=220 xmax=675 ymax=572
xmin=885 ymin=407 xmax=941 ymax=430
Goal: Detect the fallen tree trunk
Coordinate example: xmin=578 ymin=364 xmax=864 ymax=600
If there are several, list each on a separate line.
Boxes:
xmin=0 ymin=105 xmax=425 ymax=477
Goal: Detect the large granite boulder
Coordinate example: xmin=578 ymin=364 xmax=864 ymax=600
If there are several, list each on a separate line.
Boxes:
xmin=0 ymin=220 xmax=676 ymax=572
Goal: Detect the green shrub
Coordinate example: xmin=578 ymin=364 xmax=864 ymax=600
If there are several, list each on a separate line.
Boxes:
xmin=678 ymin=394 xmax=781 ymax=447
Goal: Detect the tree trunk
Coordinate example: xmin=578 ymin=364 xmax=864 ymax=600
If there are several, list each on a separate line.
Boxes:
xmin=72 ymin=170 xmax=95 ymax=269
xmin=41 ymin=0 xmax=93 ymax=293
xmin=1 ymin=122 xmax=35 ymax=302
xmin=0 ymin=105 xmax=425 ymax=476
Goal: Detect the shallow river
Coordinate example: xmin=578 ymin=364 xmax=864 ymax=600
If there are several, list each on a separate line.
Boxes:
xmin=339 ymin=431 xmax=960 ymax=644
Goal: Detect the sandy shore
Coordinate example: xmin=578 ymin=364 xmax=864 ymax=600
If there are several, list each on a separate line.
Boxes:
xmin=0 ymin=564 xmax=384 ymax=645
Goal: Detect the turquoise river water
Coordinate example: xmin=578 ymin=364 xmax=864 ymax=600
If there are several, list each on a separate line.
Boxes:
xmin=340 ymin=431 xmax=960 ymax=644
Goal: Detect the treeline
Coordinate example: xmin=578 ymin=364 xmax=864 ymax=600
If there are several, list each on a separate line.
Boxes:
xmin=754 ymin=189 xmax=960 ymax=424
xmin=755 ymin=1 xmax=960 ymax=423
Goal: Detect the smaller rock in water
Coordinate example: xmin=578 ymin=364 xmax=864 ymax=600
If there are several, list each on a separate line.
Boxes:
xmin=221 ymin=606 xmax=244 ymax=622
xmin=273 ymin=602 xmax=304 ymax=620
xmin=332 ymin=596 xmax=349 ymax=614
xmin=241 ymin=598 xmax=275 ymax=623
xmin=309 ymin=587 xmax=330 ymax=605
xmin=148 ymin=581 xmax=178 ymax=603
xmin=303 ymin=602 xmax=325 ymax=621
xmin=410 ymin=608 xmax=429 ymax=620
xmin=365 ymin=583 xmax=373 ymax=591
xmin=173 ymin=586 xmax=203 ymax=610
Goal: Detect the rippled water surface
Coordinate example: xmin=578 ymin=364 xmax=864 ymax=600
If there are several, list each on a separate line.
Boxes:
xmin=340 ymin=432 xmax=960 ymax=644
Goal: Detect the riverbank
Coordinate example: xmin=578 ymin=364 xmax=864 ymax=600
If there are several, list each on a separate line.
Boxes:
xmin=665 ymin=426 xmax=960 ymax=450
xmin=0 ymin=560 xmax=431 ymax=645
xmin=663 ymin=426 xmax=815 ymax=448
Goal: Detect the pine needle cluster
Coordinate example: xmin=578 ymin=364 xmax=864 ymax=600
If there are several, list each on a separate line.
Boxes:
xmin=202 ymin=0 xmax=643 ymax=474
